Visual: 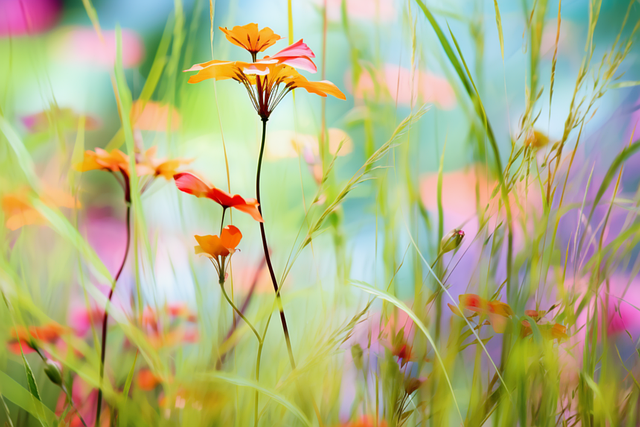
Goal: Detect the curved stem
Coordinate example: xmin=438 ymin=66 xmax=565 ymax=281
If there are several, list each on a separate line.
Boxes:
xmin=95 ymin=204 xmax=131 ymax=427
xmin=220 ymin=207 xmax=227 ymax=235
xmin=254 ymin=341 xmax=264 ymax=427
xmin=218 ymin=279 xmax=262 ymax=343
xmin=217 ymin=270 xmax=262 ymax=427
xmin=256 ymin=118 xmax=296 ymax=369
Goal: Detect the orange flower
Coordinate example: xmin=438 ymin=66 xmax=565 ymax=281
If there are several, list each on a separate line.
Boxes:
xmin=525 ymin=309 xmax=546 ymax=321
xmin=219 ymin=23 xmax=282 ymax=57
xmin=195 ymin=226 xmax=242 ymax=258
xmin=76 ymin=147 xmax=188 ymax=202
xmin=521 ymin=321 xmax=568 ymax=342
xmin=448 ymin=294 xmax=514 ymax=333
xmin=142 ymin=147 xmax=192 ymax=180
xmin=185 ymin=25 xmax=345 ymax=120
xmin=173 ymin=172 xmax=263 ymax=222
xmin=2 ymin=187 xmax=79 ymax=231
xmin=8 ymin=323 xmax=67 ymax=355
xmin=137 ymin=369 xmax=161 ymax=391
xmin=194 ymin=226 xmax=242 ymax=282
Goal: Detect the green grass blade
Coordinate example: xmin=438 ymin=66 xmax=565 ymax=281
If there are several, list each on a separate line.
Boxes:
xmin=203 ymin=372 xmax=312 ymax=427
xmin=493 ymin=0 xmax=505 ymax=60
xmin=349 ymin=280 xmax=464 ymax=423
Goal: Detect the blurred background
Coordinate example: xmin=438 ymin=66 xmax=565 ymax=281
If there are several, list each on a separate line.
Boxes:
xmin=2 ymin=0 xmax=640 ymax=425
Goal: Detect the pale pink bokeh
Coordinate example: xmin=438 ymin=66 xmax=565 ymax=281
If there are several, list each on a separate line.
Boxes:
xmin=347 ymin=64 xmax=456 ymax=109
xmin=266 ymin=128 xmax=353 ymax=160
xmin=69 ymin=304 xmax=105 ymax=338
xmin=131 ymin=100 xmax=181 ymax=132
xmin=22 ymin=107 xmax=101 ymax=133
xmin=0 ymin=0 xmax=62 ymax=36
xmin=322 ymin=0 xmax=396 ymax=23
xmin=52 ymin=26 xmax=144 ymax=69
xmin=56 ymin=376 xmax=108 ymax=427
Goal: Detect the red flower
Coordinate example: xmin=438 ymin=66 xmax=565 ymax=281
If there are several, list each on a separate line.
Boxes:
xmin=8 ymin=323 xmax=67 ymax=355
xmin=173 ymin=172 xmax=263 ymax=222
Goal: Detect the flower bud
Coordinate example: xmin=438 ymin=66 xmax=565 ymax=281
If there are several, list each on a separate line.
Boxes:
xmin=439 ymin=229 xmax=464 ymax=254
xmin=404 ymin=377 xmax=423 ymax=395
xmin=44 ymin=360 xmax=63 ymax=386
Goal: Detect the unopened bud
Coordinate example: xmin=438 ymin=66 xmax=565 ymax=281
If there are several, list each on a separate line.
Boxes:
xmin=44 ymin=360 xmax=63 ymax=386
xmin=404 ymin=377 xmax=423 ymax=395
xmin=439 ymin=229 xmax=464 ymax=254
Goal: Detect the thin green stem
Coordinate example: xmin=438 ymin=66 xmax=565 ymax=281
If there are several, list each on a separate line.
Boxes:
xmin=95 ymin=203 xmax=131 ymax=427
xmin=217 ymin=273 xmax=262 ymax=427
xmin=220 ymin=207 xmax=227 ymax=235
xmin=218 ymin=278 xmax=262 ymax=343
xmin=256 ymin=118 xmax=296 ymax=369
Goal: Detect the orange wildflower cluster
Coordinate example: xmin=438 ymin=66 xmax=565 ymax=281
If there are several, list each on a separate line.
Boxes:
xmin=76 ymin=147 xmax=191 ymax=201
xmin=8 ymin=322 xmax=68 ymax=355
xmin=185 ymin=23 xmax=345 ymax=120
xmin=449 ymin=294 xmax=568 ymax=341
xmin=139 ymin=303 xmax=199 ymax=350
xmin=449 ymin=294 xmax=513 ymax=333
xmin=2 ymin=186 xmax=79 ymax=230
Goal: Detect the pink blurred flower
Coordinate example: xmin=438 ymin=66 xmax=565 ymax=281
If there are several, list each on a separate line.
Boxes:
xmin=22 ymin=107 xmax=101 ymax=133
xmin=0 ymin=0 xmax=62 ymax=37
xmin=266 ymin=128 xmax=353 ymax=160
xmin=347 ymin=64 xmax=456 ymax=109
xmin=69 ymin=304 xmax=104 ymax=337
xmin=56 ymin=376 xmax=108 ymax=427
xmin=322 ymin=0 xmax=396 ymax=22
xmin=52 ymin=26 xmax=144 ymax=68
xmin=130 ymin=100 xmax=180 ymax=132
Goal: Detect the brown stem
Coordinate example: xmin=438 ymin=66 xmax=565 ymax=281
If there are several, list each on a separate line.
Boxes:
xmin=95 ymin=203 xmax=131 ymax=426
xmin=256 ymin=118 xmax=296 ymax=369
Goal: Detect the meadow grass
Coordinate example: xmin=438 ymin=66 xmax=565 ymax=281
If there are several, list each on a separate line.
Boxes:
xmin=1 ymin=0 xmax=640 ymax=426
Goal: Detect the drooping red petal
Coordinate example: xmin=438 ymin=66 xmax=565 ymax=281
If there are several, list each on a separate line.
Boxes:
xmin=174 ymin=172 xmax=212 ymax=198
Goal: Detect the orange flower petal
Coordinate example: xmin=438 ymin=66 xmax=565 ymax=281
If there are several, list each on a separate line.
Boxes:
xmin=219 ymin=23 xmax=282 ymax=54
xmin=137 ymin=369 xmax=161 ymax=391
xmin=220 ymin=225 xmax=242 ymax=250
xmin=194 ymin=235 xmax=229 ymax=258
xmin=232 ymin=200 xmax=264 ymax=222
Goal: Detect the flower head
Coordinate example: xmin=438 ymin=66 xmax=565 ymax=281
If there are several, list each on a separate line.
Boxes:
xmin=185 ymin=24 xmax=345 ymax=120
xmin=521 ymin=321 xmax=568 ymax=342
xmin=8 ymin=322 xmax=67 ymax=355
xmin=2 ymin=186 xmax=79 ymax=230
xmin=194 ymin=225 xmax=242 ymax=281
xmin=439 ymin=229 xmax=465 ymax=254
xmin=449 ymin=294 xmax=513 ymax=333
xmin=174 ymin=172 xmax=263 ymax=222
xmin=76 ymin=147 xmax=188 ymax=202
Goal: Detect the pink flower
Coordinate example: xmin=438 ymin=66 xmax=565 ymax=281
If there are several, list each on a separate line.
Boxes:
xmin=52 ymin=26 xmax=144 ymax=69
xmin=69 ymin=304 xmax=105 ymax=337
xmin=321 ymin=0 xmax=396 ymax=22
xmin=0 ymin=0 xmax=62 ymax=37
xmin=347 ymin=64 xmax=456 ymax=109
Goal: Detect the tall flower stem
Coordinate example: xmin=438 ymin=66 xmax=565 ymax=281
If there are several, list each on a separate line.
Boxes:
xmin=256 ymin=118 xmax=296 ymax=369
xmin=217 ymin=276 xmax=263 ymax=427
xmin=95 ymin=203 xmax=132 ymax=427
